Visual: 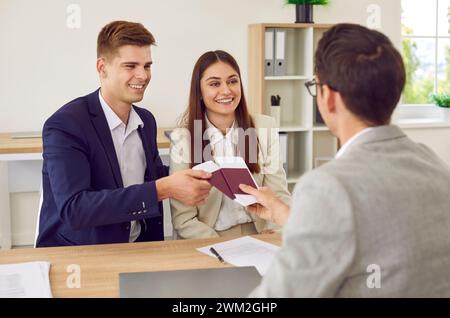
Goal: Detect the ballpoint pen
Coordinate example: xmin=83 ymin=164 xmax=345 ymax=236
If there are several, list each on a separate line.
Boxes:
xmin=209 ymin=247 xmax=225 ymax=263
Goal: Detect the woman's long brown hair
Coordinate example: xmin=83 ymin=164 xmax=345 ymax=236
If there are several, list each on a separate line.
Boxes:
xmin=180 ymin=50 xmax=260 ymax=173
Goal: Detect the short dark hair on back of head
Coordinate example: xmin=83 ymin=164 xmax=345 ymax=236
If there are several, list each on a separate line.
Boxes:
xmin=97 ymin=20 xmax=155 ymax=59
xmin=315 ymin=23 xmax=405 ymax=125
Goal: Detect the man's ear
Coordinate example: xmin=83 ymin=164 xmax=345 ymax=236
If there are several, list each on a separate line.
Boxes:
xmin=96 ymin=58 xmax=107 ymax=78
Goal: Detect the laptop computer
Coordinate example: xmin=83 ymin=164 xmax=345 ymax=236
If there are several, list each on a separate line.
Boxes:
xmin=119 ymin=266 xmax=261 ymax=298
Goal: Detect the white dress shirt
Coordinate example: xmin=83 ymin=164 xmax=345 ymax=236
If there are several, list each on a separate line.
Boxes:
xmin=204 ymin=115 xmax=253 ymax=231
xmin=99 ymin=91 xmax=147 ymax=242
xmin=335 ymin=127 xmax=374 ymax=159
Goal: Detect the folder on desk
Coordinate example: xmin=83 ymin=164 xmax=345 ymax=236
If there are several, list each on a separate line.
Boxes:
xmin=274 ymin=29 xmax=286 ymax=76
xmin=11 ymin=131 xmax=42 ymax=139
xmin=265 ymin=28 xmax=275 ymax=76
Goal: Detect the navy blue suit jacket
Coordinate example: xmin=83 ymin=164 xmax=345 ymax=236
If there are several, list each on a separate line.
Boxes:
xmin=36 ymin=89 xmax=169 ymax=247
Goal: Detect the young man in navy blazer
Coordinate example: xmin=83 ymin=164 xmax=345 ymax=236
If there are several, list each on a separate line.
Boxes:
xmin=36 ymin=21 xmax=212 ymax=247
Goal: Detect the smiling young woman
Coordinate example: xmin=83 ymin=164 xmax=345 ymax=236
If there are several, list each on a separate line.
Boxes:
xmin=169 ymin=50 xmax=291 ymax=240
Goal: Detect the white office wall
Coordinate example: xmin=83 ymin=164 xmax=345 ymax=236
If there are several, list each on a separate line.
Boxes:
xmin=403 ymin=128 xmax=450 ymax=165
xmin=10 ymin=192 xmax=40 ymax=245
xmin=0 ymin=0 xmax=400 ymax=131
xmin=1 ymin=0 xmax=406 ymax=246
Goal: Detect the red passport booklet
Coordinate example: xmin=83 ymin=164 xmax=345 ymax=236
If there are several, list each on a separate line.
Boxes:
xmin=193 ymin=157 xmax=259 ymax=206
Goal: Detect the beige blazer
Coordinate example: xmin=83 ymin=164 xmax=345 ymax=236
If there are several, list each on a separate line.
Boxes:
xmin=169 ymin=114 xmax=291 ymax=239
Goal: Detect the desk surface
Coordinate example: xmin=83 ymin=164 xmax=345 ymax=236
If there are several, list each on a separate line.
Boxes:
xmin=0 ymin=234 xmax=281 ymax=297
xmin=0 ymin=128 xmax=171 ymax=154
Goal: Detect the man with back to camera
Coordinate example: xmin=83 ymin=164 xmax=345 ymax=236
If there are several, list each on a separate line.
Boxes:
xmin=36 ymin=21 xmax=212 ymax=247
xmin=240 ymin=23 xmax=450 ymax=297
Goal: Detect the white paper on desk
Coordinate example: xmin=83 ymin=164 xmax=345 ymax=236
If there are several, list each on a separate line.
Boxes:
xmin=0 ymin=261 xmax=52 ymax=298
xmin=197 ymin=236 xmax=279 ymax=276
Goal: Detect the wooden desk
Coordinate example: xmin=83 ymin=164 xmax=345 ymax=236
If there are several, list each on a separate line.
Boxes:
xmin=0 ymin=234 xmax=281 ymax=297
xmin=0 ymin=128 xmax=171 ymax=154
xmin=0 ymin=129 xmax=172 ymax=250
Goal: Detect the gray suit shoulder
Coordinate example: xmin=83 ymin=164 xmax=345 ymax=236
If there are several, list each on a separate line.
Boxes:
xmin=292 ymin=165 xmax=349 ymax=199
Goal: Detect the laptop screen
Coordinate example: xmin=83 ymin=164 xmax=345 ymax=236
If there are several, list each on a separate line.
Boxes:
xmin=119 ymin=266 xmax=261 ymax=298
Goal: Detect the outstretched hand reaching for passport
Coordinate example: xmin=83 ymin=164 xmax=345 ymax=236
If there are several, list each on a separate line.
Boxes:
xmin=239 ymin=184 xmax=290 ymax=226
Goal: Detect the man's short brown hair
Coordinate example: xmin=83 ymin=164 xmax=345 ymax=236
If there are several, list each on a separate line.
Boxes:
xmin=97 ymin=20 xmax=155 ymax=59
xmin=315 ymin=23 xmax=405 ymax=126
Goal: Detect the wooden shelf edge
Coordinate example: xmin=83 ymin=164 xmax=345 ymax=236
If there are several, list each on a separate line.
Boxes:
xmin=249 ymin=23 xmax=334 ymax=29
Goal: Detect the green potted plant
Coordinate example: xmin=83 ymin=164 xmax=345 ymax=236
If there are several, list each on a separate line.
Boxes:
xmin=430 ymin=93 xmax=450 ymax=108
xmin=430 ymin=92 xmax=450 ymax=121
xmin=285 ymin=0 xmax=330 ymax=24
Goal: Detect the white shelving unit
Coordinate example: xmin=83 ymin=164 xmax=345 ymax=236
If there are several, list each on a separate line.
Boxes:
xmin=265 ymin=76 xmax=309 ymax=80
xmin=248 ymin=23 xmax=338 ymax=192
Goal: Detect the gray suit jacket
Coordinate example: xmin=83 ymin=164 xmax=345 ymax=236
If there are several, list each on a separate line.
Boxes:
xmin=251 ymin=125 xmax=450 ymax=297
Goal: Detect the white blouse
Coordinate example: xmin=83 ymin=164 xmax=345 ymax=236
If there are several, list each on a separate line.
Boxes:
xmin=204 ymin=115 xmax=253 ymax=231
xmin=99 ymin=91 xmax=146 ymax=242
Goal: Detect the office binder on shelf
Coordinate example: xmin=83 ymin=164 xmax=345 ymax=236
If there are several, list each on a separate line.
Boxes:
xmin=279 ymin=132 xmax=288 ymax=173
xmin=264 ymin=28 xmax=275 ymax=76
xmin=274 ymin=29 xmax=286 ymax=76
